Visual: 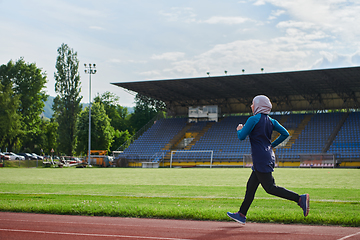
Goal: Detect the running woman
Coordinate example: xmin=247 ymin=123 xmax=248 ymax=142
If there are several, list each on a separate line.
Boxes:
xmin=227 ymin=95 xmax=309 ymax=224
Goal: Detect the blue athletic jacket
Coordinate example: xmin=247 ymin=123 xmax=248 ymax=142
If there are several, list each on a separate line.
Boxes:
xmin=237 ymin=113 xmax=289 ymax=173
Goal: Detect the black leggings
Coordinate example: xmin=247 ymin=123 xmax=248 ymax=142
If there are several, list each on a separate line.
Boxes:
xmin=239 ymin=170 xmax=300 ymax=216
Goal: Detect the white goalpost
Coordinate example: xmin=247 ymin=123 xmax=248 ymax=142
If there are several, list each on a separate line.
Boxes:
xmin=243 ymin=154 xmax=253 ymax=168
xmin=170 ymin=150 xmax=214 ymax=168
xmin=299 ymin=153 xmax=335 ymax=168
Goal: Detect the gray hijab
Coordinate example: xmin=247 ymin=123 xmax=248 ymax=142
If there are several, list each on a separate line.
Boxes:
xmin=253 ymin=95 xmax=272 ymax=115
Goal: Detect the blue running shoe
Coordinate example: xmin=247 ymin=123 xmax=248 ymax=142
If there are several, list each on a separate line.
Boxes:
xmin=298 ymin=194 xmax=310 ymax=217
xmin=227 ymin=212 xmax=246 ymax=224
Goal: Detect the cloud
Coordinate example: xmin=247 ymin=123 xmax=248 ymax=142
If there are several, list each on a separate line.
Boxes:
xmin=89 ymin=26 xmax=104 ymax=31
xmin=351 ymin=52 xmax=360 ymax=65
xmin=268 ymin=9 xmax=286 ymax=20
xmin=159 ymin=7 xmax=252 ymax=26
xmin=202 ymin=16 xmax=251 ymax=25
xmin=108 ymin=59 xmax=123 ymax=63
xmin=253 ymin=0 xmax=266 ymax=6
xmin=312 ymin=51 xmax=360 ymax=69
xmin=138 ymin=70 xmax=162 ymax=77
xmin=159 ymin=7 xmax=197 ymax=23
xmin=276 ymin=20 xmax=317 ymax=30
xmin=107 ymin=59 xmax=147 ymax=64
xmin=263 ymin=0 xmax=360 ymax=41
xmin=151 ymin=52 xmax=185 ymax=61
xmin=31 ymin=0 xmax=106 ymax=25
xmin=157 ymin=37 xmax=319 ymax=78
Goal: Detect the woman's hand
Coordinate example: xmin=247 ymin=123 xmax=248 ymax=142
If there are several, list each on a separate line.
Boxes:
xmin=237 ymin=124 xmax=243 ymax=131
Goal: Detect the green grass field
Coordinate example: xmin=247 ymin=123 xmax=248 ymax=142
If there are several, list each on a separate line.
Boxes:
xmin=0 ymin=167 xmax=359 ymax=226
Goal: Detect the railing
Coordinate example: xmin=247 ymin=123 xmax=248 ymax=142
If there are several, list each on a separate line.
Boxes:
xmin=149 ymin=152 xmax=165 ymax=163
xmin=115 ymin=112 xmax=165 ymax=152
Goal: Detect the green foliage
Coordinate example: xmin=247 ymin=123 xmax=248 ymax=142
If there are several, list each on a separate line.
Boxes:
xmin=94 ymin=91 xmax=133 ymax=133
xmin=53 ymin=43 xmax=82 ymax=155
xmin=42 ymin=119 xmax=58 ymax=155
xmin=0 ymin=58 xmax=47 ymax=152
xmin=112 ymin=129 xmax=131 ymax=151
xmin=130 ymin=94 xmax=166 ymax=132
xmin=0 ymin=82 xmax=22 ymax=150
xmin=76 ymin=102 xmax=114 ymax=154
xmin=134 ymin=93 xmax=166 ymax=111
xmin=12 ymin=58 xmax=48 ymax=126
xmin=94 ymin=92 xmax=132 ymax=150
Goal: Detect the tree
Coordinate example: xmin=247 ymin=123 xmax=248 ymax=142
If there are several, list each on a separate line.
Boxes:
xmin=0 ymin=58 xmax=47 ymax=152
xmin=130 ymin=94 xmax=166 ymax=132
xmin=0 ymin=82 xmax=22 ymax=151
xmin=93 ymin=92 xmax=133 ymax=151
xmin=112 ymin=129 xmax=131 ymax=151
xmin=12 ymin=58 xmax=48 ymax=151
xmin=134 ymin=94 xmax=166 ymax=111
xmin=76 ymin=102 xmax=114 ymax=154
xmin=94 ymin=91 xmax=133 ymax=131
xmin=42 ymin=119 xmax=58 ymax=155
xmin=53 ymin=43 xmax=82 ymax=156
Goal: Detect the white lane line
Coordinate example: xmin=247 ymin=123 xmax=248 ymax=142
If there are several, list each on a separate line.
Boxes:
xmin=0 ymin=218 xmax=349 ymax=238
xmin=337 ymin=231 xmax=360 ymax=240
xmin=0 ymin=228 xmax=192 ymax=240
xmin=1 ymin=217 xmax=357 ymax=239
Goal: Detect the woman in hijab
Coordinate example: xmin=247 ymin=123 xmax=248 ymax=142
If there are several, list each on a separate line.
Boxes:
xmin=227 ymin=95 xmax=309 ymax=224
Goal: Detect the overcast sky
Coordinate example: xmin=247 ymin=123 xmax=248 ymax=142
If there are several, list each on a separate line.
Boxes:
xmin=1 ymin=0 xmax=360 ymax=107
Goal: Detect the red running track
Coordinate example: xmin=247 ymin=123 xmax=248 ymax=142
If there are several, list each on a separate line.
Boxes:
xmin=1 ymin=212 xmax=360 ymax=240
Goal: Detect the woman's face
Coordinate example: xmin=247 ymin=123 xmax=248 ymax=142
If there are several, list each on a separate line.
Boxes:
xmin=251 ymin=103 xmax=254 ymax=114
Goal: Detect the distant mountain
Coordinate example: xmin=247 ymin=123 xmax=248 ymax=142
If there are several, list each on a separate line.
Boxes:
xmin=42 ymin=96 xmax=55 ymax=119
xmin=42 ymin=96 xmax=133 ymax=119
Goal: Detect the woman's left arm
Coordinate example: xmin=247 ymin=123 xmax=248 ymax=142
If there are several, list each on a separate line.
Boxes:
xmin=271 ymin=119 xmax=290 ymax=148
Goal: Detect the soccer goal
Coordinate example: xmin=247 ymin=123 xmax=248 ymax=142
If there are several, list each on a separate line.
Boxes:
xmin=299 ymin=153 xmax=335 ymax=168
xmin=170 ymin=150 xmax=214 ymax=168
xmin=243 ymin=154 xmax=253 ymax=168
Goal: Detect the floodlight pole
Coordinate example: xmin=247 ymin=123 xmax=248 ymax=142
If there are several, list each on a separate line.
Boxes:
xmin=84 ymin=63 xmax=96 ymax=166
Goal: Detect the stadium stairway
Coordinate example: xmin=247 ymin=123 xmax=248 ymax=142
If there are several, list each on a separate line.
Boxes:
xmin=162 ymin=123 xmax=194 ymax=151
xmin=162 ymin=121 xmax=215 ymax=161
xmin=322 ymin=112 xmax=350 ymax=152
xmin=283 ymin=114 xmax=313 ymax=149
xmin=183 ymin=122 xmax=215 ymax=150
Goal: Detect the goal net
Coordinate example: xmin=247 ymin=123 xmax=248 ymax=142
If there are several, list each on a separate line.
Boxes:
xmin=299 ymin=153 xmax=335 ymax=168
xmin=170 ymin=150 xmax=214 ymax=168
xmin=243 ymin=154 xmax=253 ymax=168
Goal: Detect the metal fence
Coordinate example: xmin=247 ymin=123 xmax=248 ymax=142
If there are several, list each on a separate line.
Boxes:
xmin=1 ymin=159 xmax=46 ymax=168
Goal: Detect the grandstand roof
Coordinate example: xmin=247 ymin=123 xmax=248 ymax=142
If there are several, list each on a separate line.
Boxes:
xmin=112 ymin=66 xmax=360 ymax=116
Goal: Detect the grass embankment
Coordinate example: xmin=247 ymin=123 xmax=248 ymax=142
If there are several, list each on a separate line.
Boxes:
xmin=0 ymin=168 xmax=359 ymax=226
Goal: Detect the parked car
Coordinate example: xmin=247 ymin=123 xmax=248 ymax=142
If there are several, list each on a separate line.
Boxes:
xmin=17 ymin=153 xmax=37 ymax=160
xmin=0 ymin=153 xmax=11 ymax=160
xmin=4 ymin=152 xmax=25 ymax=160
xmin=31 ymin=153 xmax=44 ymax=160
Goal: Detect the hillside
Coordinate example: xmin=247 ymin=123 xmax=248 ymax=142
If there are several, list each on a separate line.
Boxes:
xmin=42 ymin=96 xmax=89 ymax=119
xmin=42 ymin=96 xmax=54 ymax=119
xmin=42 ymin=96 xmax=132 ymax=119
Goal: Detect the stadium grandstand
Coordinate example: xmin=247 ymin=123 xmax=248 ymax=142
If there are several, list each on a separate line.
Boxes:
xmin=112 ymin=66 xmax=360 ymax=168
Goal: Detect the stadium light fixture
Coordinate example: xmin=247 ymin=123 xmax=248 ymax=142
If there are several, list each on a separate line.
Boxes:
xmin=84 ymin=63 xmax=97 ymax=166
